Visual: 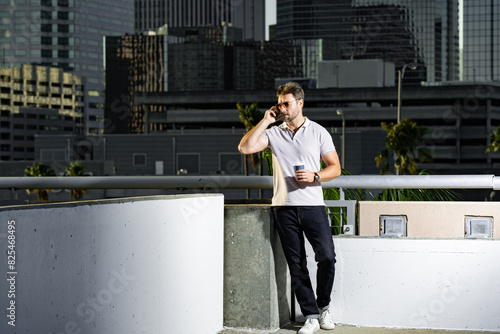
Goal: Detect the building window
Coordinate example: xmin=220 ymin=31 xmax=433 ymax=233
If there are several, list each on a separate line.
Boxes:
xmin=58 ymin=37 xmax=69 ymax=45
xmin=57 ymin=11 xmax=69 ymax=20
xmin=58 ymin=24 xmax=69 ymax=33
xmin=41 ymin=49 xmax=52 ymax=58
xmin=41 ymin=23 xmax=52 ymax=32
xmin=58 ymin=50 xmax=69 ymax=58
xmin=41 ymin=36 xmax=52 ymax=45
xmin=219 ymin=153 xmax=242 ymax=175
xmin=133 ymin=153 xmax=147 ymax=167
xmin=41 ymin=10 xmax=52 ymax=19
xmin=177 ymin=153 xmax=200 ymax=175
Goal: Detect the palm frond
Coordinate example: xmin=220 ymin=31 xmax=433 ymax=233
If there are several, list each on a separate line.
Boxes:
xmin=373 ymin=170 xmax=462 ymax=201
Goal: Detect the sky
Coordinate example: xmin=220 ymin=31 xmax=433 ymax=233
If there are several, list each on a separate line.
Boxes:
xmin=265 ymin=0 xmax=276 ymax=40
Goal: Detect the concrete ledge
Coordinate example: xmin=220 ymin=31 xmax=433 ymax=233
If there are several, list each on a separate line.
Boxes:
xmin=0 ymin=194 xmax=224 ymax=334
xmin=223 ymin=204 xmax=290 ymax=331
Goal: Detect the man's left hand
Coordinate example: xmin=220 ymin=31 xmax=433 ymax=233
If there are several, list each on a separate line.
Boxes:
xmin=295 ymin=169 xmax=316 ymax=183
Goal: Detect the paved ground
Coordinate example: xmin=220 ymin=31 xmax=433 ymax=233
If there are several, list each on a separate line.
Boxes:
xmin=220 ymin=323 xmax=499 ymax=334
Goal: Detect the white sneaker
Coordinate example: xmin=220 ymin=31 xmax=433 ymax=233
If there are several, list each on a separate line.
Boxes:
xmin=298 ymin=318 xmax=320 ymax=334
xmin=319 ymin=308 xmax=335 ymax=330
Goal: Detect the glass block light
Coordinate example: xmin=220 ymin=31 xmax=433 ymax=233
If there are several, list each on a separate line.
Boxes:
xmin=465 ymin=216 xmax=493 ymax=239
xmin=379 ymin=215 xmax=407 ymax=237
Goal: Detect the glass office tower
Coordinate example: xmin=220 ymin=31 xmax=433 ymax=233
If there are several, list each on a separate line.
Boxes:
xmin=135 ymin=0 xmax=265 ymax=41
xmin=276 ymin=0 xmax=460 ymax=85
xmin=0 ymin=0 xmax=135 ymax=134
xmin=461 ymin=0 xmax=500 ymax=81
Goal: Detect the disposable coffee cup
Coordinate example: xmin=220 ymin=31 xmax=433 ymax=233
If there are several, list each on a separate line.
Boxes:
xmin=293 ymin=161 xmax=305 ymax=172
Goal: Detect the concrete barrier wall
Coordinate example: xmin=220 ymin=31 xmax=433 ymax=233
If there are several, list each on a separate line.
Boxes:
xmin=225 ymin=204 xmax=500 ymax=332
xmin=0 ymin=194 xmax=224 ymax=334
xmin=223 ymin=204 xmax=290 ymax=331
xmin=2 ymin=200 xmax=499 ymax=333
xmin=359 ymin=201 xmax=500 ymax=238
xmin=300 ymin=237 xmax=500 ymax=331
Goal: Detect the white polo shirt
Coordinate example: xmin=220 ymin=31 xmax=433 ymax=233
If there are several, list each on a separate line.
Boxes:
xmin=262 ymin=117 xmax=336 ymax=206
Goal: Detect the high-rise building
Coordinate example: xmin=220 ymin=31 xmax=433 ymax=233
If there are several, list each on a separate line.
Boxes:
xmin=0 ymin=64 xmax=84 ymax=160
xmin=461 ymin=0 xmax=500 ymax=81
xmin=134 ymin=0 xmax=265 ymax=41
xmin=232 ymin=0 xmax=265 ymax=41
xmin=276 ymin=0 xmax=352 ymax=41
xmin=276 ymin=0 xmax=460 ymax=85
xmin=0 ymin=0 xmax=135 ymax=134
xmin=105 ymin=34 xmax=168 ymax=134
xmin=105 ymin=28 xmax=322 ymax=133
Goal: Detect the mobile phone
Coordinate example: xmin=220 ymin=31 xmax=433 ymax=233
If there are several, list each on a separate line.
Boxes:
xmin=274 ymin=105 xmax=281 ymax=120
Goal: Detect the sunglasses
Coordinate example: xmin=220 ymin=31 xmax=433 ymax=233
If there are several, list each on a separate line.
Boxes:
xmin=276 ymin=99 xmax=297 ymax=109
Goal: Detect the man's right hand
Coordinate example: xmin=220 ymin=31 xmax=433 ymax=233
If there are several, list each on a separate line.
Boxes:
xmin=269 ymin=106 xmax=282 ymax=121
xmin=238 ymin=107 xmax=275 ymax=154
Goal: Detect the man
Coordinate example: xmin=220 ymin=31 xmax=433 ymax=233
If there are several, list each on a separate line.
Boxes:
xmin=238 ymin=82 xmax=341 ymax=334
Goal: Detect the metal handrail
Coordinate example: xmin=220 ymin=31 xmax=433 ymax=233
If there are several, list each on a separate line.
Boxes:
xmin=0 ymin=174 xmax=497 ymax=190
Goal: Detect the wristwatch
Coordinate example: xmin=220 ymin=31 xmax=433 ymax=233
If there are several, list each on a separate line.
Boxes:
xmin=314 ymin=172 xmax=320 ymax=182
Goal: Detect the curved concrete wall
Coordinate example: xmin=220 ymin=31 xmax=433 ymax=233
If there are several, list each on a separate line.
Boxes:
xmin=0 ymin=194 xmax=224 ymax=334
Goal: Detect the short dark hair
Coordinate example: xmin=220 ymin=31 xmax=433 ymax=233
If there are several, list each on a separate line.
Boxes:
xmin=277 ymin=81 xmax=304 ymax=101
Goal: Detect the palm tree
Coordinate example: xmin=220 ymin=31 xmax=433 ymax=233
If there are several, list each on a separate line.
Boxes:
xmin=486 ymin=126 xmax=500 ymax=153
xmin=375 ymin=118 xmax=432 ymax=175
xmin=24 ymin=162 xmax=56 ymax=201
xmin=65 ymin=161 xmax=87 ymax=201
xmin=237 ymin=102 xmax=265 ymax=198
xmin=374 ymin=119 xmax=459 ymax=201
xmin=237 ymin=102 xmax=264 ymax=175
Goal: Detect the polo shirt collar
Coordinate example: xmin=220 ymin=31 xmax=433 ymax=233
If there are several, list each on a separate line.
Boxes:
xmin=279 ymin=117 xmax=310 ymax=131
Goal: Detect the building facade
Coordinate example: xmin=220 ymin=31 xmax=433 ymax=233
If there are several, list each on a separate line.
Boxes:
xmin=461 ymin=0 xmax=500 ymax=81
xmin=0 ymin=0 xmax=135 ymax=134
xmin=131 ymin=83 xmax=500 ymax=176
xmin=0 ymin=64 xmax=85 ymax=160
xmin=276 ymin=0 xmax=351 ymax=41
xmin=276 ymin=0 xmax=460 ymax=85
xmin=135 ymin=0 xmax=265 ymax=41
xmin=232 ymin=0 xmax=265 ymax=41
xmin=105 ymin=34 xmax=168 ymax=134
xmin=105 ymin=29 xmax=322 ymax=133
xmin=32 ymin=82 xmax=500 ymax=201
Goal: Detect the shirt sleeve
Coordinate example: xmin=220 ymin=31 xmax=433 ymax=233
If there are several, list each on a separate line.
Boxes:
xmin=261 ymin=127 xmax=273 ymax=148
xmin=319 ymin=127 xmax=336 ymax=156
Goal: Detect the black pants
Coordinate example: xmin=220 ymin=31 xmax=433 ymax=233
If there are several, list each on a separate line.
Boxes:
xmin=272 ymin=206 xmax=336 ymax=318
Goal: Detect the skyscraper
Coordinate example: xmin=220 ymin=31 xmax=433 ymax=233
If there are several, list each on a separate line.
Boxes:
xmin=276 ymin=0 xmax=460 ymax=85
xmin=105 ymin=34 xmax=166 ymax=134
xmin=461 ymin=0 xmax=500 ymax=81
xmin=135 ymin=0 xmax=265 ymax=41
xmin=232 ymin=0 xmax=265 ymax=41
xmin=104 ymin=28 xmax=322 ymax=133
xmin=0 ymin=64 xmax=84 ymax=160
xmin=0 ymin=0 xmax=135 ymax=134
xmin=276 ymin=0 xmax=352 ymax=41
